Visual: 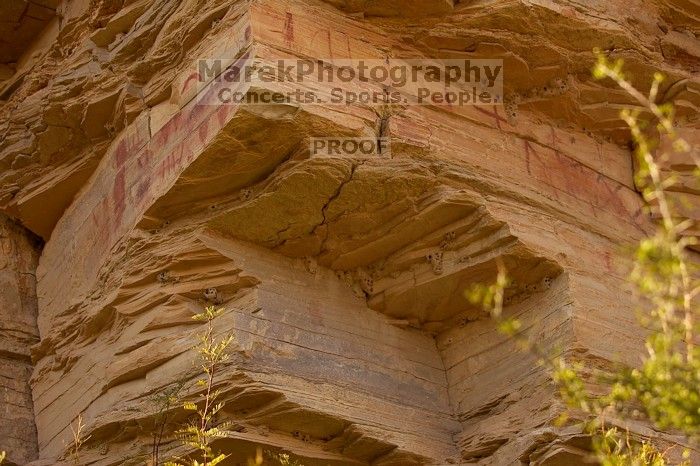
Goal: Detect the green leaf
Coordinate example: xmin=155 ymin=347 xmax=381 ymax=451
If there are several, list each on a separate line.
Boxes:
xmin=183 ymin=401 xmax=197 ymax=411
xmin=210 ymin=454 xmax=229 ymax=466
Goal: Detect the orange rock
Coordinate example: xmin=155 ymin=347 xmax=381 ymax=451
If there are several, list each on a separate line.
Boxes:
xmin=0 ymin=0 xmax=697 ymax=464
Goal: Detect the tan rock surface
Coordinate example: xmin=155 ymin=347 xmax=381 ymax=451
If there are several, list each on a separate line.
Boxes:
xmin=0 ymin=0 xmax=698 ymax=464
xmin=0 ymin=214 xmax=41 ymax=465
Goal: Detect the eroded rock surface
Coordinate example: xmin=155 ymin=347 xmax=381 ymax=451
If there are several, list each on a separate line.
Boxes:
xmin=0 ymin=214 xmax=41 ymax=466
xmin=0 ymin=0 xmax=698 ymax=464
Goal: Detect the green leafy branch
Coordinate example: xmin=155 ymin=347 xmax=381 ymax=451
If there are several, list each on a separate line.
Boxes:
xmin=469 ymin=51 xmax=699 ymax=465
xmin=166 ymin=306 xmax=234 ymax=466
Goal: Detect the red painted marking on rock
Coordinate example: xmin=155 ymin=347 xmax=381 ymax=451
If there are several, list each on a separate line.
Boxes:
xmin=113 ymin=169 xmax=126 ymax=225
xmin=523 ymin=140 xmax=533 ymax=175
xmin=136 ymin=181 xmax=149 ymax=200
xmin=217 ymin=105 xmax=229 ymax=127
xmin=182 ymin=72 xmax=201 ymax=95
xmin=475 ymin=106 xmax=506 ymax=130
xmin=493 ymin=105 xmax=504 ymax=130
xmin=603 ymin=251 xmax=613 ymax=273
xmin=198 ymin=118 xmax=209 ymax=143
xmin=115 ymin=139 xmax=128 ymax=168
xmin=284 ymin=12 xmax=294 ymax=46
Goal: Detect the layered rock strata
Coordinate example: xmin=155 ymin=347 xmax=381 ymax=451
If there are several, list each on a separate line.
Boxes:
xmin=0 ymin=214 xmax=41 ymax=466
xmin=0 ymin=0 xmax=698 ymax=464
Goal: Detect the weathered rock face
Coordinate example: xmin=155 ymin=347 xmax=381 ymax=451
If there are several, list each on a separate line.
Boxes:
xmin=0 ymin=0 xmax=57 ymax=77
xmin=0 ymin=0 xmax=699 ymax=464
xmin=0 ymin=214 xmax=41 ymax=466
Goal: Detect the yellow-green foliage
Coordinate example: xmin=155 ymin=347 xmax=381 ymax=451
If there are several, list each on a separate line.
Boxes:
xmin=166 ymin=306 xmax=234 ymax=466
xmin=276 ymin=452 xmax=304 ymax=466
xmin=162 ymin=306 xmax=304 ymax=466
xmin=469 ymin=52 xmax=699 ymax=465
xmin=590 ymin=51 xmax=699 ymax=451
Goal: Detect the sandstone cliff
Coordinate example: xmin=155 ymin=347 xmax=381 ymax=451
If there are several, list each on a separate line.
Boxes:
xmin=0 ymin=0 xmax=699 ymax=465
xmin=0 ymin=216 xmax=41 ymax=465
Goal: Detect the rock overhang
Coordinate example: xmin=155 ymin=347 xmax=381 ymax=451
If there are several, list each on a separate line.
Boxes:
xmin=3 ymin=0 xmax=699 ymax=241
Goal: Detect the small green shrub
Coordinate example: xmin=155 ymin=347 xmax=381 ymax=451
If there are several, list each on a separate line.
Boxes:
xmin=469 ymin=51 xmax=699 ymax=465
xmin=166 ymin=306 xmax=234 ymax=466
